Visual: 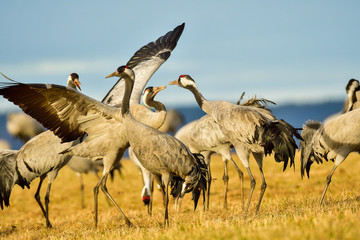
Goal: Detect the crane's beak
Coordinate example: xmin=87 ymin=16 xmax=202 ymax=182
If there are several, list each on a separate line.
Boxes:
xmin=169 ymin=80 xmax=179 ymax=86
xmin=106 ymin=71 xmax=120 ymax=78
xmin=74 ymin=78 xmax=82 ymax=91
xmin=153 ymin=85 xmax=167 ymax=94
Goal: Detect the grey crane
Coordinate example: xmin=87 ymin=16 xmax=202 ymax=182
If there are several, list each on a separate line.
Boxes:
xmin=103 ymin=23 xmax=184 ymax=215
xmin=169 ymin=75 xmax=301 ymax=218
xmin=174 ymin=94 xmax=275 ymax=210
xmin=0 ymin=65 xmax=207 ymax=228
xmin=300 ymin=108 xmax=360 ymax=204
xmin=0 ymin=73 xmax=81 ymax=228
xmin=128 ymin=85 xmax=167 ymax=216
xmin=106 ymin=66 xmax=207 ymax=226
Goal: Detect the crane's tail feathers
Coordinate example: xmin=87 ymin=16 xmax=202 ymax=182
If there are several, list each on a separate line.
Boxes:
xmin=192 ymin=153 xmax=209 ymax=211
xmin=261 ymin=120 xmax=300 ymax=171
xmin=0 ymin=150 xmax=19 ymax=209
xmin=300 ymin=120 xmax=323 ymax=178
xmin=237 ymin=93 xmax=276 ymax=110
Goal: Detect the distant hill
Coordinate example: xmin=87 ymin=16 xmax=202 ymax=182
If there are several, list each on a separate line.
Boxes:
xmin=0 ymin=100 xmax=344 ymax=150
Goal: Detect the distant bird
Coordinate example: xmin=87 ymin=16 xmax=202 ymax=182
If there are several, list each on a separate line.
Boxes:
xmin=175 ymin=94 xmax=275 ymax=210
xmin=6 ymin=112 xmax=45 ymax=143
xmin=0 ymin=73 xmax=81 ymax=228
xmin=343 ymin=78 xmax=360 ymax=113
xmin=0 ymin=23 xmax=186 ymax=227
xmin=158 ymin=109 xmax=184 ymax=134
xmin=300 ymin=108 xmax=360 ymax=204
xmin=170 ymin=75 xmax=301 ymax=217
xmin=0 ymin=139 xmax=11 ymax=149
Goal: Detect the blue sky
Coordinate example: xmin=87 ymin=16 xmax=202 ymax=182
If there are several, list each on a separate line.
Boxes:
xmin=1 ymin=1 xmax=359 ymax=112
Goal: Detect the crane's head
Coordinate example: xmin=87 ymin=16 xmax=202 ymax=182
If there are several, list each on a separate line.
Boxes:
xmin=142 ymin=86 xmax=167 ymax=108
xmin=67 ymin=73 xmax=81 ymax=91
xmin=105 ymin=65 xmax=135 ymax=81
xmin=169 ymin=75 xmax=197 ymax=89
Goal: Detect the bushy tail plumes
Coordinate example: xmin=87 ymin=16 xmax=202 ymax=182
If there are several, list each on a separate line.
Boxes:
xmin=260 ymin=120 xmax=301 ymax=171
xmin=0 ymin=150 xmax=18 ymax=209
xmin=300 ymin=120 xmax=323 ymax=178
xmin=192 ymin=153 xmax=208 ymax=211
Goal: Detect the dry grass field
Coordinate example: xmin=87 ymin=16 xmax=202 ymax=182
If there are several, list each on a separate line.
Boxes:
xmin=1 ymin=151 xmax=359 ymax=239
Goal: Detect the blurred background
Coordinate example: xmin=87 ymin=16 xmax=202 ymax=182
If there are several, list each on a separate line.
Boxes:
xmin=0 ymin=1 xmax=359 ymax=149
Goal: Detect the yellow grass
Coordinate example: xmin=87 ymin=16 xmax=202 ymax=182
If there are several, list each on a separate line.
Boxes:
xmin=1 ymin=152 xmax=360 ymax=239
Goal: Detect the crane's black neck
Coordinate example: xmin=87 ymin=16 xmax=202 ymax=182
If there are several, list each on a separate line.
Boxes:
xmin=146 ymin=99 xmax=166 ymax=113
xmin=121 ymin=76 xmax=135 ymax=117
xmin=187 ymin=85 xmax=206 ymax=109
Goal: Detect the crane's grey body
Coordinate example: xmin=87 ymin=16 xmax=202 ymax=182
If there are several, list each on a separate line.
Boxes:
xmin=175 ymin=95 xmax=275 ymax=210
xmin=170 ymin=75 xmax=300 ymax=218
xmin=300 ymin=108 xmax=360 ymax=204
xmin=128 ymin=86 xmax=167 ymax=215
xmin=112 ymin=67 xmax=206 ymax=226
xmin=16 ymin=131 xmax=75 ymax=186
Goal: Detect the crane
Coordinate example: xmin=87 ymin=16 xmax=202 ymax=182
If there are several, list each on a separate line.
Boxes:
xmin=170 ymin=75 xmax=301 ymax=218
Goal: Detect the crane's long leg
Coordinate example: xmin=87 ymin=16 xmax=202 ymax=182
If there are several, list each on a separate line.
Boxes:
xmin=149 ymin=176 xmax=154 ymax=215
xmin=76 ymin=173 xmax=85 ymax=208
xmin=34 ymin=175 xmax=52 ymax=228
xmin=206 ymin=161 xmax=211 ymax=211
xmin=93 ymin=173 xmax=104 ymax=227
xmin=244 ymin=167 xmax=256 ymax=218
xmin=101 ymin=173 xmax=132 ymax=226
xmin=202 ymin=152 xmax=212 ymax=211
xmin=320 ymin=165 xmax=338 ymax=205
xmin=44 ymin=181 xmax=53 ymax=228
xmin=223 ymin=160 xmax=229 ymax=210
xmin=228 ymin=157 xmax=244 ymax=210
xmin=253 ymin=153 xmax=267 ymax=216
xmin=233 ymin=144 xmax=253 ymax=218
xmin=164 ymin=184 xmax=170 ymax=227
xmin=320 ymin=154 xmax=347 ymax=205
xmin=161 ymin=174 xmax=170 ymax=227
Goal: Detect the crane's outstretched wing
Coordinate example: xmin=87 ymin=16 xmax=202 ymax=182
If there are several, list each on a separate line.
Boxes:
xmin=0 ymin=82 xmax=119 ymax=143
xmin=102 ymin=23 xmax=185 ymax=106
